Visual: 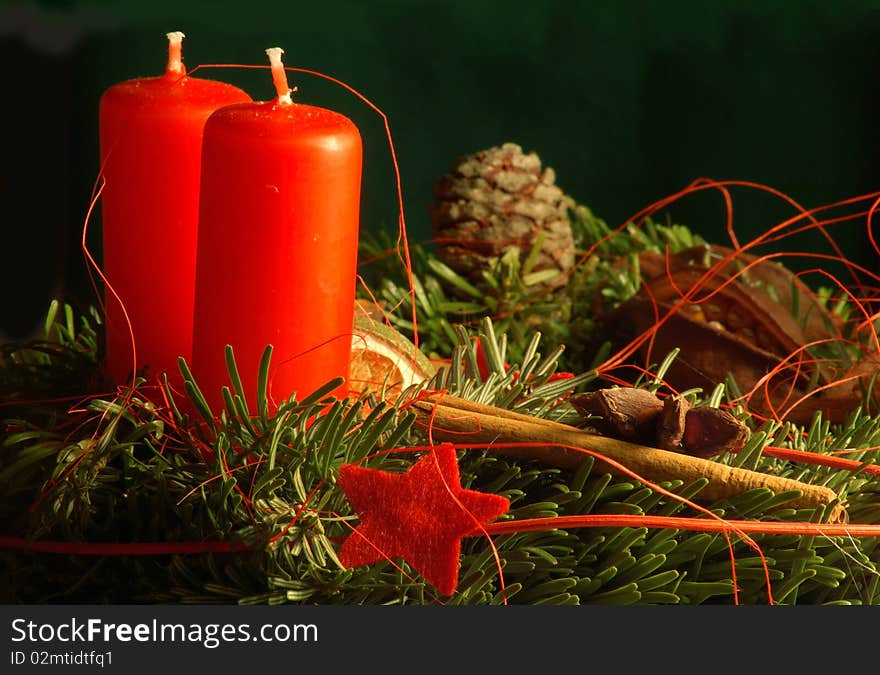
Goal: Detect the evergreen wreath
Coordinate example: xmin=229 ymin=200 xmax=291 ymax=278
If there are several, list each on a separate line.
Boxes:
xmin=2 ymin=200 xmax=880 ymax=605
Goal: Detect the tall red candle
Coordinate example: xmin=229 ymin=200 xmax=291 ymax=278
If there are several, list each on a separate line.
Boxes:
xmin=191 ymin=48 xmax=362 ymax=413
xmin=99 ymin=32 xmax=251 ymax=387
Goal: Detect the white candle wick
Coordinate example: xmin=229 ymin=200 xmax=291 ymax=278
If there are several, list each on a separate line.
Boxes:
xmin=166 ymin=31 xmax=186 ymax=76
xmin=266 ymin=47 xmax=295 ymax=105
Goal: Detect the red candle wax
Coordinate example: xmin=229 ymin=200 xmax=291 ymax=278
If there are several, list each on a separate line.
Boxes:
xmin=99 ymin=32 xmax=251 ymax=388
xmin=191 ymin=48 xmax=362 ymax=413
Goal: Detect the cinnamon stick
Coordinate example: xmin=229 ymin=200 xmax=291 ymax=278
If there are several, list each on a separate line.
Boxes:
xmin=409 ymin=394 xmax=845 ymax=522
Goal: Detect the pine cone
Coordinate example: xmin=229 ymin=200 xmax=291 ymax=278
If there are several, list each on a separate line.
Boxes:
xmin=430 ymin=142 xmax=575 ymax=291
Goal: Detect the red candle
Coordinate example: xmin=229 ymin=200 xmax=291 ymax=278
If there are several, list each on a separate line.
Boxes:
xmin=191 ymin=48 xmax=362 ymax=413
xmin=99 ymin=32 xmax=251 ymax=388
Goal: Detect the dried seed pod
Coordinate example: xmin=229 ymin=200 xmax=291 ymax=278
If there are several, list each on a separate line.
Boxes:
xmin=603 ymin=243 xmax=873 ymax=424
xmin=655 ymin=395 xmax=750 ymax=459
xmin=682 ymin=406 xmax=751 ymax=458
xmin=657 ymin=395 xmax=690 ymax=451
xmin=571 ymin=387 xmax=750 ymax=460
xmin=569 ymin=387 xmax=663 ymax=441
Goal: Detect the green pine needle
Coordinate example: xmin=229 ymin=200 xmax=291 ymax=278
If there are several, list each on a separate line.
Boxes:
xmin=3 ymin=233 xmax=880 ymax=604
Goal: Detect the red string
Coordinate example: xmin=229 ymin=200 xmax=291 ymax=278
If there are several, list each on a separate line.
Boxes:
xmin=0 ymin=537 xmax=252 ymax=555
xmin=760 ymin=445 xmax=880 ymax=475
xmin=483 ymin=515 xmax=880 ymax=538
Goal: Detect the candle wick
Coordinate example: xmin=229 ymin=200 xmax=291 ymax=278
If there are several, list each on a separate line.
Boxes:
xmin=265 ymin=47 xmax=295 ymax=105
xmin=166 ymin=31 xmax=186 ymax=76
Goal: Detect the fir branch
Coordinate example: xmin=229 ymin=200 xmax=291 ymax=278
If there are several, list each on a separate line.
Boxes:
xmin=357 ymin=207 xmax=705 ymax=374
xmin=3 ymin=303 xmax=880 ymax=605
xmin=0 ymin=300 xmax=103 ymax=423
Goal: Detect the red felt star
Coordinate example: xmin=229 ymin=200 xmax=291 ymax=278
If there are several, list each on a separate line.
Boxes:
xmin=337 ymin=443 xmax=510 ymax=596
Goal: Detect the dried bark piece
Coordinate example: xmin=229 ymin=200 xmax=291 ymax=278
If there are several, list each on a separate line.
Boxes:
xmin=410 ymin=394 xmax=845 ymax=522
xmin=657 ymin=395 xmax=690 ymax=451
xmin=639 ymin=245 xmax=839 ymax=345
xmin=569 ymin=388 xmax=663 ymax=441
xmin=635 ymin=264 xmax=810 ymax=359
xmin=683 ymin=407 xmax=751 ymax=458
xmin=607 ymin=244 xmax=872 ymax=424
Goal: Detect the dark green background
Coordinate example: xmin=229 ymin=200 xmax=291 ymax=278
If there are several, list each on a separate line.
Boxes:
xmin=4 ymin=0 xmax=880 ymax=340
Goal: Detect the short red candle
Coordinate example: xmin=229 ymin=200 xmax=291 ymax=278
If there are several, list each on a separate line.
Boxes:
xmin=191 ymin=48 xmax=362 ymax=413
xmin=99 ymin=32 xmax=251 ymax=387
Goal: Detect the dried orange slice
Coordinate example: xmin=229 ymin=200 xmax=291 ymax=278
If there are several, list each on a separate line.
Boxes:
xmin=349 ymin=302 xmax=436 ymax=400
